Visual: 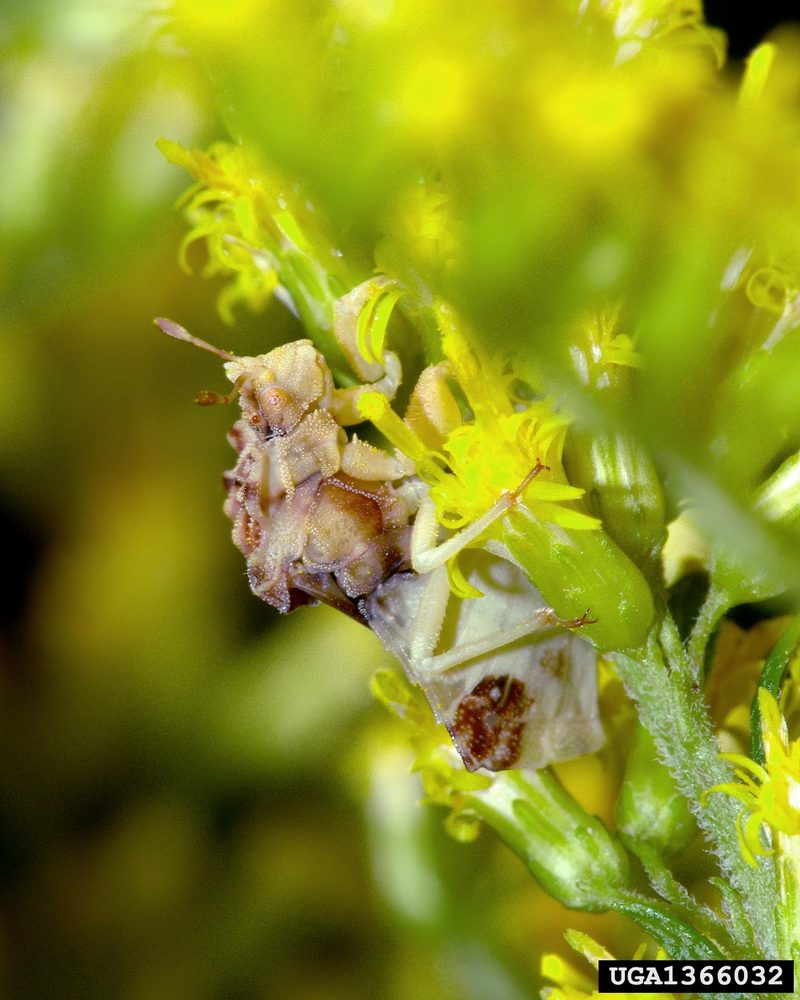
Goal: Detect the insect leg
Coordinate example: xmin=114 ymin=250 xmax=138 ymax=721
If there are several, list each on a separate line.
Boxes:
xmin=408 ymin=566 xmax=452 ymax=665
xmin=417 ymin=608 xmax=563 ymax=677
xmin=330 ymin=354 xmax=403 ymax=426
xmin=361 ymin=566 xmax=452 ymax=679
xmin=411 ymin=461 xmax=548 ymax=574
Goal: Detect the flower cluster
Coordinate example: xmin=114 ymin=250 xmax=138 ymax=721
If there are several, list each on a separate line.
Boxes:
xmin=158 ymin=140 xmax=284 ymax=323
xmin=542 ymin=930 xmax=673 ymax=1000
xmin=359 ymin=303 xmax=599 ymax=540
xmin=709 ymin=688 xmax=800 ymax=867
xmin=159 ymin=0 xmax=800 ymax=985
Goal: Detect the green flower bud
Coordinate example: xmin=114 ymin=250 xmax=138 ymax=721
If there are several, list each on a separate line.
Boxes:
xmin=564 ymin=429 xmax=667 ymax=583
xmin=468 ymin=769 xmax=633 ymax=912
xmin=501 ymin=514 xmax=655 ymax=652
xmin=614 ymin=727 xmax=696 ymax=857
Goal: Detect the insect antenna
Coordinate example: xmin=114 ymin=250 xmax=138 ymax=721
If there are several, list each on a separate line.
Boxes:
xmin=154 ymin=317 xmax=236 ymax=361
xmin=155 ymin=318 xmax=240 ymax=405
xmin=195 ymin=388 xmax=241 ymax=406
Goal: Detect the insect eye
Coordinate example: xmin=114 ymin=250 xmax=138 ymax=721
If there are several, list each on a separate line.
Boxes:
xmin=262 ymin=387 xmax=289 ymax=413
xmin=250 ymin=413 xmax=261 ymax=426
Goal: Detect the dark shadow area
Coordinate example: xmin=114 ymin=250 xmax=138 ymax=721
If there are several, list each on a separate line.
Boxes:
xmin=705 ymin=2 xmax=798 ymax=59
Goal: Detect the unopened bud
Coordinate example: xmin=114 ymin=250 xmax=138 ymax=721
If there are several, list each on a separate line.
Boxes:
xmin=565 ymin=429 xmax=666 ymax=583
xmin=468 ymin=769 xmax=633 ymax=911
xmin=615 ymin=727 xmax=696 ymax=857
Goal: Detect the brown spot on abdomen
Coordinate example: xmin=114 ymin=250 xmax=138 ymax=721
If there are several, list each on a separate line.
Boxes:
xmin=448 ymin=675 xmax=532 ymax=772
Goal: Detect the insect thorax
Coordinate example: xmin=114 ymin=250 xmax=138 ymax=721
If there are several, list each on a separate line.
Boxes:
xmin=223 ymin=395 xmax=415 ymax=620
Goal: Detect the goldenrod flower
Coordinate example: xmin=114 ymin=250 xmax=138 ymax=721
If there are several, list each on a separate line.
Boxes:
xmin=707 ymin=689 xmax=800 ymax=866
xmin=360 ymin=301 xmax=600 ymax=535
xmin=158 ymin=140 xmax=284 ymax=323
xmin=705 ymin=617 xmax=794 ymax=753
xmin=541 ymin=930 xmax=673 ymax=1000
xmin=359 ymin=300 xmax=658 ymax=648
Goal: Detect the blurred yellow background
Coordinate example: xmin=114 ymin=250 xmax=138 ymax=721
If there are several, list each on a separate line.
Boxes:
xmin=0 ymin=2 xmax=785 ymax=998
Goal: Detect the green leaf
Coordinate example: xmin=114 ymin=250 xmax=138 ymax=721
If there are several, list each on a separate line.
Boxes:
xmin=750 ymin=615 xmax=800 ymax=765
xmin=609 ymin=894 xmax=726 ymax=961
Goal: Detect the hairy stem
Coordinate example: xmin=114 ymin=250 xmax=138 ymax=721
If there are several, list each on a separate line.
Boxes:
xmin=686 ymin=585 xmax=731 ymax=675
xmin=612 ymin=617 xmax=780 ymax=957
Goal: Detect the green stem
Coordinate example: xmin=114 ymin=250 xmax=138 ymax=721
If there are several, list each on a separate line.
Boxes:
xmin=275 ymin=251 xmax=353 ymax=382
xmin=612 ymin=617 xmax=780 ymax=957
xmin=775 ymin=843 xmax=800 ymax=973
xmin=686 ymin=584 xmax=731 ymax=676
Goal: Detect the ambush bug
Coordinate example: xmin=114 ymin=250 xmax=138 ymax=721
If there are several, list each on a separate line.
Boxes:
xmin=157 ymin=281 xmax=603 ymax=771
